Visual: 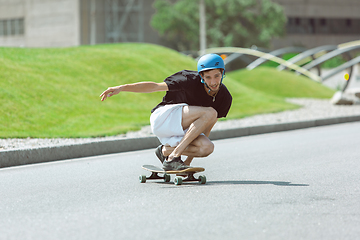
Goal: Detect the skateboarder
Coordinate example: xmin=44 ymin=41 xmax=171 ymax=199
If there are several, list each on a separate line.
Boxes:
xmin=100 ymin=54 xmax=232 ymax=171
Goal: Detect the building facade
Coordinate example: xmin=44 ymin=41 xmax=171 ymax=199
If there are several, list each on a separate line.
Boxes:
xmin=272 ymin=0 xmax=360 ymax=49
xmin=0 ymin=0 xmax=359 ymax=49
xmin=0 ymin=0 xmax=160 ymax=48
xmin=78 ymin=0 xmax=160 ymax=46
xmin=0 ymin=0 xmax=80 ymax=47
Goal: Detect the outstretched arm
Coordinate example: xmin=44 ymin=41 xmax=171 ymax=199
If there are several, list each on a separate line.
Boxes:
xmin=100 ymin=82 xmax=168 ymax=101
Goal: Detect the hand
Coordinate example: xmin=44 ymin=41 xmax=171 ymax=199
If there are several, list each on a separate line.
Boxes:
xmin=99 ymin=86 xmax=121 ymax=101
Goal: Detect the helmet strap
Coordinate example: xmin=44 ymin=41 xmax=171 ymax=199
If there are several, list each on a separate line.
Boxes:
xmin=220 ymin=71 xmax=225 ymax=85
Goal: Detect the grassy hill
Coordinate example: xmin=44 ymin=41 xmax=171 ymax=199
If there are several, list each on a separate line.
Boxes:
xmin=227 ymin=66 xmax=333 ymax=99
xmin=0 ymin=43 xmax=334 ymax=138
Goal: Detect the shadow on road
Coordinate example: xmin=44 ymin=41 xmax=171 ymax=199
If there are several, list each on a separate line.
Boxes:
xmin=155 ymin=180 xmax=309 ymax=187
xmin=206 ymin=180 xmax=309 ymax=187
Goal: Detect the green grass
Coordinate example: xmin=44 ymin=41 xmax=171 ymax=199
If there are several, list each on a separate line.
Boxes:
xmin=261 ymin=53 xmax=350 ymax=69
xmin=261 ymin=53 xmax=299 ymax=68
xmin=0 ymin=44 xmax=334 ymax=138
xmin=321 ymin=55 xmax=347 ymax=69
xmin=227 ymin=67 xmax=334 ymax=99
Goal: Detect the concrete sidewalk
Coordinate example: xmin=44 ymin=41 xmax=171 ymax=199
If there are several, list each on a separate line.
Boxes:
xmin=1 ymin=114 xmax=360 ymax=168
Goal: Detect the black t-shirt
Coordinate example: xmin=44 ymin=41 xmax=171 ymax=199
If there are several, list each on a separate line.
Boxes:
xmin=152 ymin=70 xmax=232 ymax=118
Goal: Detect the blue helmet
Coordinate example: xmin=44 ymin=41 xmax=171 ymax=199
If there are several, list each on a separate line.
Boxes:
xmin=197 ymin=54 xmax=225 ymax=84
xmin=197 ymin=54 xmax=225 ymax=73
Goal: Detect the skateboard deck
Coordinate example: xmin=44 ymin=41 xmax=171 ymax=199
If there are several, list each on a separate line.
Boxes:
xmin=140 ymin=165 xmax=206 ymax=185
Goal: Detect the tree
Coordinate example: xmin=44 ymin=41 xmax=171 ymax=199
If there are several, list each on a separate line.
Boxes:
xmin=151 ymin=0 xmax=287 ymax=52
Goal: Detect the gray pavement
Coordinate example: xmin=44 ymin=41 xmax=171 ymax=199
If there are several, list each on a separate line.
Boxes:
xmin=1 ymin=121 xmax=359 ymax=239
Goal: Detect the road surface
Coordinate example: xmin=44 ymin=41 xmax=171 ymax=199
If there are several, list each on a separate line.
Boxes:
xmin=1 ymin=122 xmax=360 ymax=239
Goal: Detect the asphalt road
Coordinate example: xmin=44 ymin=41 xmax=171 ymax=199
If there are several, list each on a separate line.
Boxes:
xmin=1 ymin=122 xmax=360 ymax=240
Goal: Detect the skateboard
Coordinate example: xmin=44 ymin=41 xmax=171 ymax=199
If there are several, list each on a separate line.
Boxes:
xmin=140 ymin=165 xmax=206 ymax=185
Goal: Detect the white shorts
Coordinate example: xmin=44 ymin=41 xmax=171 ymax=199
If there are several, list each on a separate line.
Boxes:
xmin=150 ymin=103 xmax=188 ymax=147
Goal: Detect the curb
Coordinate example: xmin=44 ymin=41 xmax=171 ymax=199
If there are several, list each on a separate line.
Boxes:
xmin=209 ymin=115 xmax=360 ymax=140
xmin=1 ymin=115 xmax=360 ymax=168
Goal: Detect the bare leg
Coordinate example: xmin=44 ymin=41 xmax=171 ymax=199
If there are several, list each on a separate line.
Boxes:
xmin=163 ymin=115 xmax=217 ymax=162
xmin=183 ymin=117 xmax=217 ymax=166
xmin=166 ymin=106 xmax=218 ymax=163
xmin=163 ymin=136 xmax=213 ymax=158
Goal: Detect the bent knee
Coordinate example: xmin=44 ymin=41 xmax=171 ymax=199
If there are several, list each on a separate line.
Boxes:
xmin=200 ymin=141 xmax=214 ymax=157
xmin=204 ymin=107 xmax=217 ymax=122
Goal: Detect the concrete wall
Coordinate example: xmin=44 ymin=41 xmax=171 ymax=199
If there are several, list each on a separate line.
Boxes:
xmin=25 ymin=0 xmax=80 ymax=47
xmin=0 ymin=0 xmax=80 ymax=47
xmin=272 ymin=35 xmax=360 ymax=50
xmin=274 ymin=0 xmax=360 ymax=18
xmin=272 ymin=0 xmax=360 ymax=49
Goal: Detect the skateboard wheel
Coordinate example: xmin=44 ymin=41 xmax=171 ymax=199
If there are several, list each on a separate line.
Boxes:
xmin=164 ymin=174 xmax=171 ymax=182
xmin=199 ymin=175 xmax=206 ymax=184
xmin=139 ymin=175 xmax=146 ymax=183
xmin=174 ymin=176 xmax=183 ymax=185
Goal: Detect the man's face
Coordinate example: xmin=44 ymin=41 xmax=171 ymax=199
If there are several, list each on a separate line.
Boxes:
xmin=202 ymin=69 xmax=222 ymax=92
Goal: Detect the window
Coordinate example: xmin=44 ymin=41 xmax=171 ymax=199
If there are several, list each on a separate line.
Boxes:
xmin=286 ymin=17 xmax=360 ymax=35
xmin=346 ymin=19 xmax=352 ymax=27
xmin=309 ymin=18 xmax=315 ymax=34
xmin=320 ymin=18 xmax=327 ymax=26
xmin=0 ymin=18 xmax=25 ymax=37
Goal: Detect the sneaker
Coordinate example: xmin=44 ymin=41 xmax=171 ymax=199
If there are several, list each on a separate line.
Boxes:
xmin=155 ymin=145 xmax=166 ymax=163
xmin=162 ymin=156 xmax=190 ymax=171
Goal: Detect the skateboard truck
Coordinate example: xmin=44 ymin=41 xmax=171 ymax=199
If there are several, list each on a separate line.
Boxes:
xmin=140 ymin=165 xmax=206 ymax=185
xmin=140 ymin=171 xmax=171 ymax=183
